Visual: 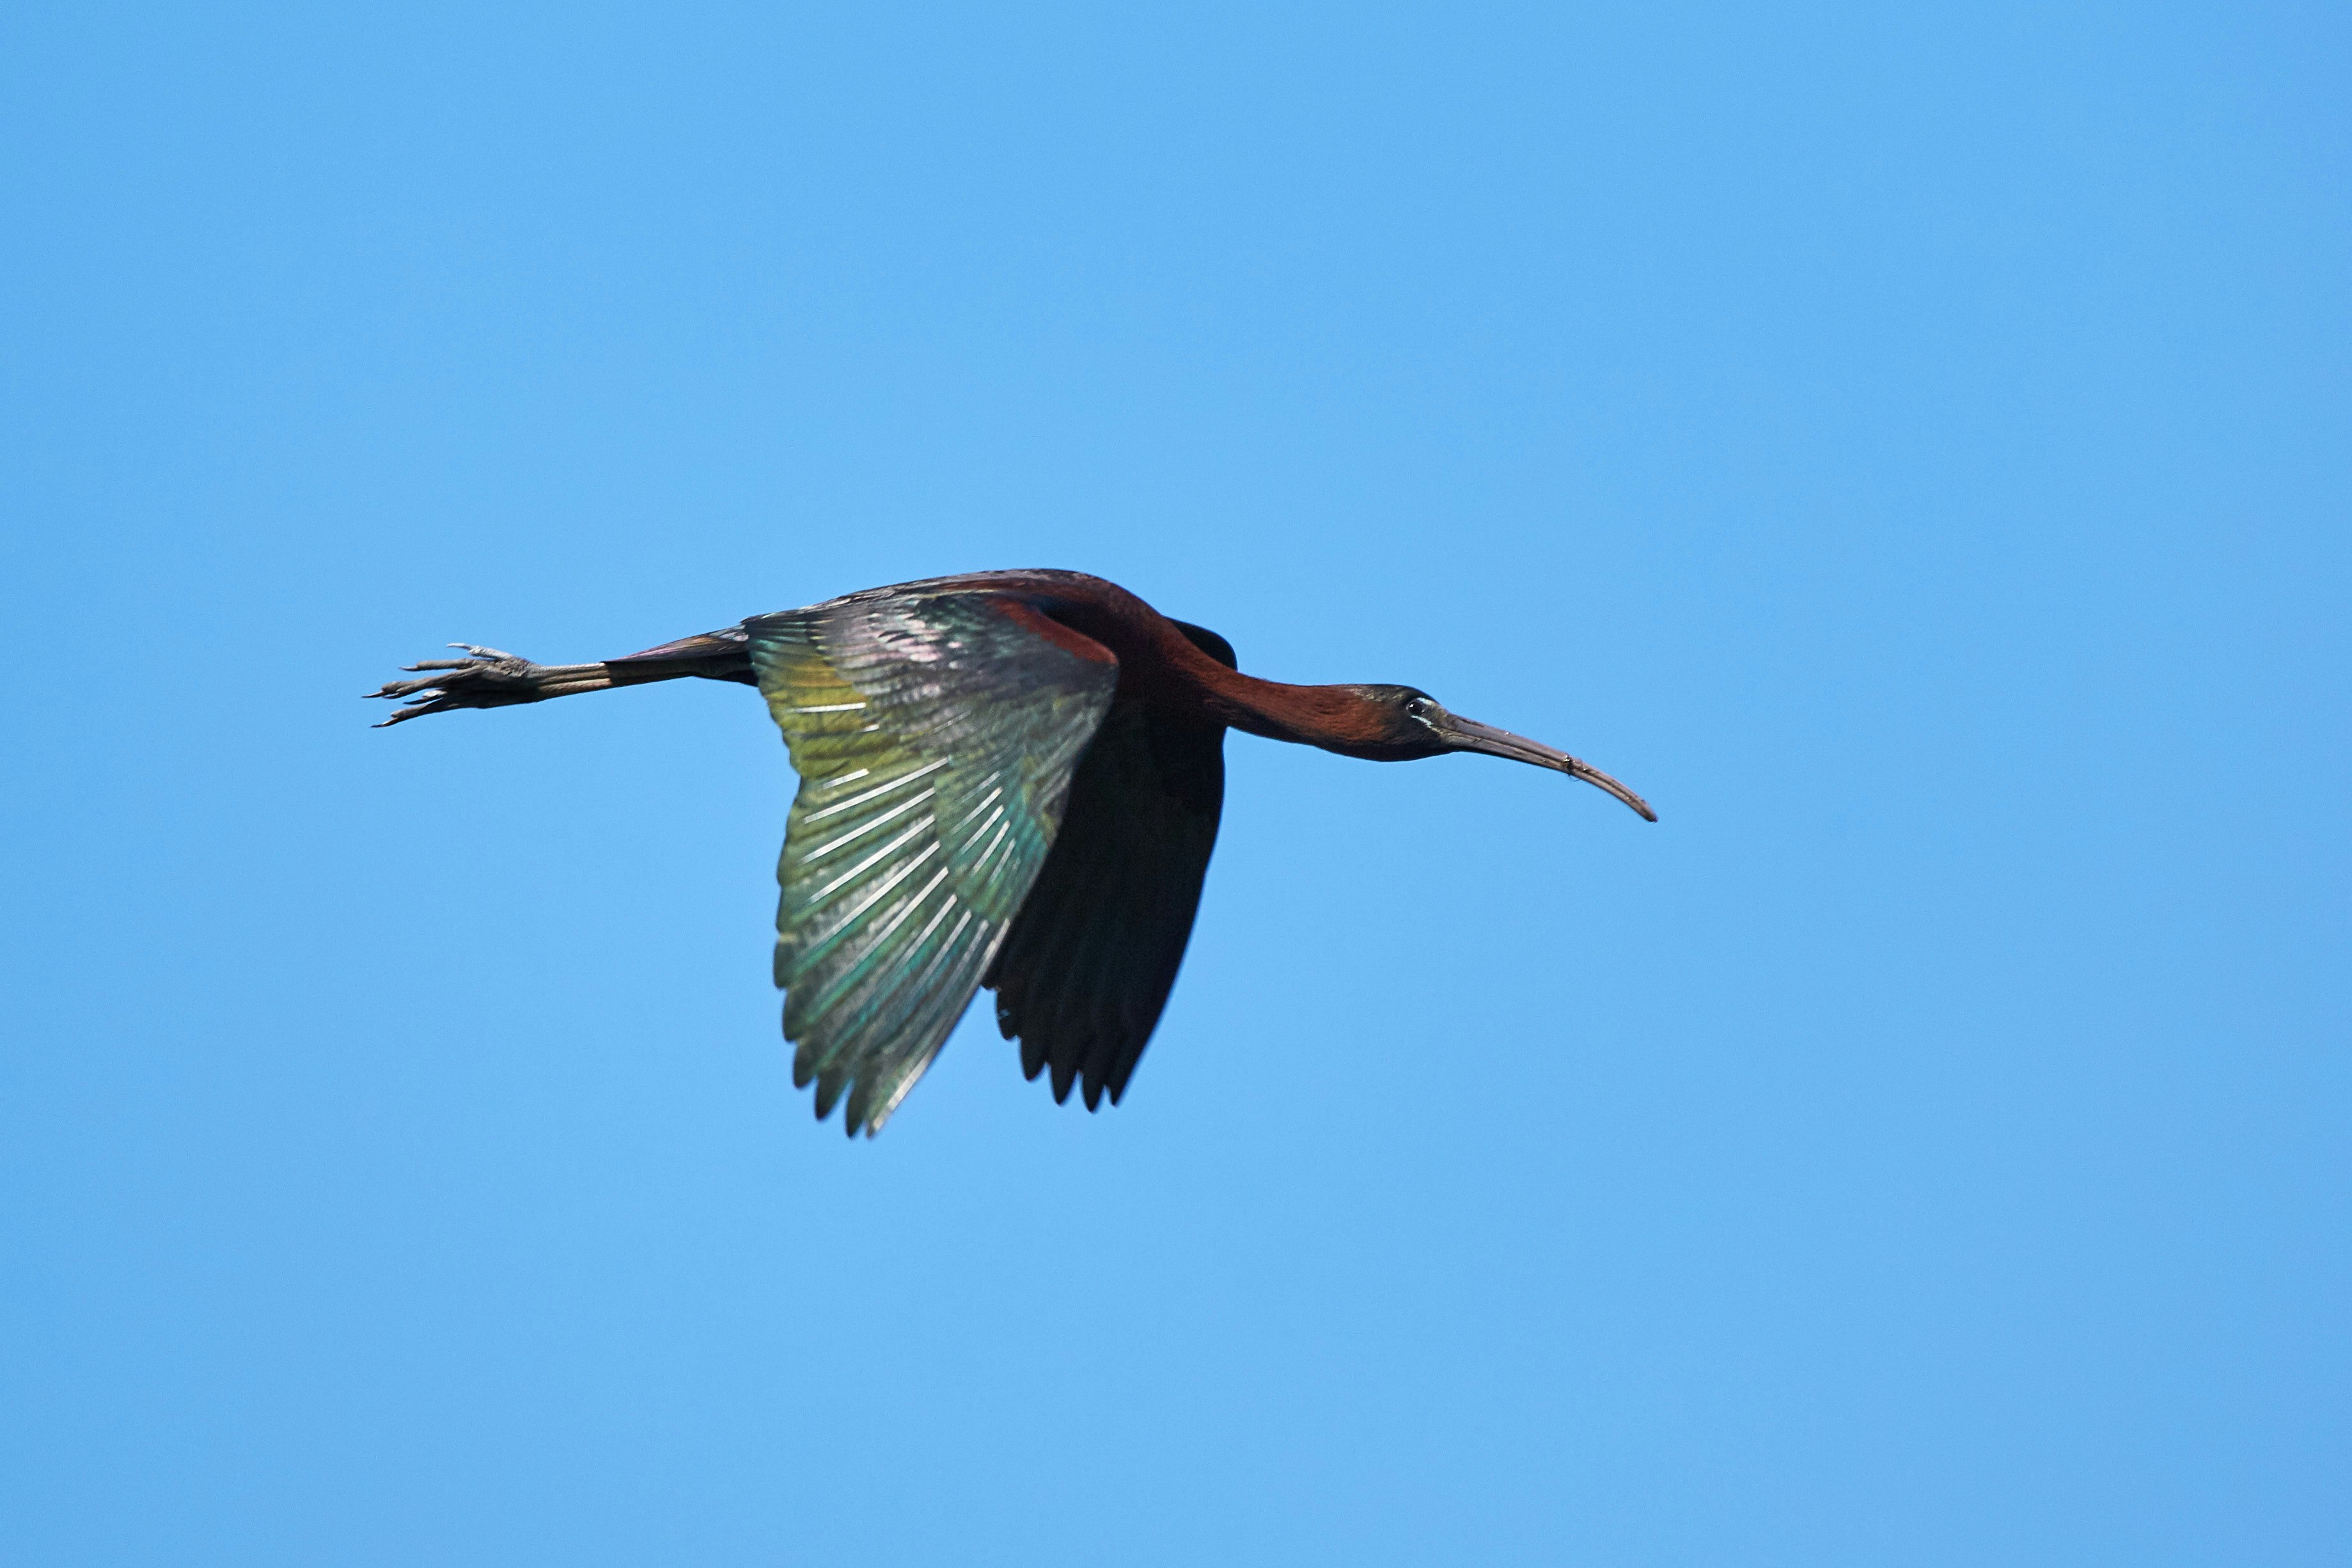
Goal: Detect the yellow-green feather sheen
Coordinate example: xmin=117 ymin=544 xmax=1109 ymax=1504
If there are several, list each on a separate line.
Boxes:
xmin=746 ymin=595 xmax=1117 ymax=1135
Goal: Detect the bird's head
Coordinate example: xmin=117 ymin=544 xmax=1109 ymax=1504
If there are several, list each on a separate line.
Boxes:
xmin=1338 ymin=684 xmax=1658 ymax=821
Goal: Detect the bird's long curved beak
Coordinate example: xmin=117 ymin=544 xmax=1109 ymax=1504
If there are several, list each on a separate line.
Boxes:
xmin=1437 ymin=714 xmax=1658 ymax=822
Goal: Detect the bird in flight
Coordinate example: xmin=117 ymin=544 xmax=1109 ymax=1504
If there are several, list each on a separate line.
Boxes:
xmin=370 ymin=569 xmax=1654 ymax=1136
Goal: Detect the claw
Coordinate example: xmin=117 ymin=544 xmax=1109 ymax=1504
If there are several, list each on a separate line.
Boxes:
xmin=365 ymin=641 xmax=597 ymax=726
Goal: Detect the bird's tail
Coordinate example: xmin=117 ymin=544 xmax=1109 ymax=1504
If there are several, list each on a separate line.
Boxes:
xmin=366 ymin=627 xmax=755 ymax=727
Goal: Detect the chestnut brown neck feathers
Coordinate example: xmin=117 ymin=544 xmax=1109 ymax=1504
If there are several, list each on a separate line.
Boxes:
xmin=1007 ymin=570 xmax=1424 ymax=758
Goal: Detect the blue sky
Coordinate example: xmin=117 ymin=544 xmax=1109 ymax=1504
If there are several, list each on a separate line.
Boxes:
xmin=3 ymin=3 xmax=2345 ymax=1563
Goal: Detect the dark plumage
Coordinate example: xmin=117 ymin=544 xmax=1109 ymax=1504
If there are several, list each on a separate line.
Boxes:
xmin=370 ymin=569 xmax=1653 ymax=1134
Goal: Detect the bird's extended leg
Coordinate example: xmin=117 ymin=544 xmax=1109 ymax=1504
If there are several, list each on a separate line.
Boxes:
xmin=366 ymin=629 xmax=755 ymax=727
xmin=366 ymin=645 xmax=616 ymax=726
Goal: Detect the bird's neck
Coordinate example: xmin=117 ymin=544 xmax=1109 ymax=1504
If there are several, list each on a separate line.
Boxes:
xmin=1123 ymin=625 xmax=1400 ymax=755
xmin=1017 ymin=576 xmax=1401 ymax=756
xmin=1193 ymin=667 xmax=1396 ymax=754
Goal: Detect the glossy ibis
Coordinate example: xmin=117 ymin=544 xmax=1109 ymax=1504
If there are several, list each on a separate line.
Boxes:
xmin=370 ymin=569 xmax=1654 ymax=1135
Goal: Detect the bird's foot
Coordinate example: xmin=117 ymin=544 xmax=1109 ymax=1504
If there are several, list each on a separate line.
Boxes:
xmin=366 ymin=645 xmax=609 ymax=726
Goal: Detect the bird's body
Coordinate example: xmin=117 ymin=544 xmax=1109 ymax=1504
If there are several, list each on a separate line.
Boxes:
xmin=372 ymin=569 xmax=1652 ymax=1135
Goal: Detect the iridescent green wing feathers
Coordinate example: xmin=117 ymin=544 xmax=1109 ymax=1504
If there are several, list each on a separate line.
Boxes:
xmin=746 ymin=591 xmax=1119 ymax=1136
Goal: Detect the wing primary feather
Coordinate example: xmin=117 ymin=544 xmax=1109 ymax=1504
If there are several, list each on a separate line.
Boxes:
xmin=804 ymin=893 xmax=974 ymax=1087
xmin=1014 ymin=815 xmax=1120 ymax=1070
xmin=1044 ymin=885 xmax=1126 ymax=1103
xmin=748 ymin=588 xmax=1122 ymax=1133
xmin=984 ymin=700 xmax=1225 ymax=1118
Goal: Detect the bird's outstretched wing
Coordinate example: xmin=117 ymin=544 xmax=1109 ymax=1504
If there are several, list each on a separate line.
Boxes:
xmin=984 ymin=620 xmax=1232 ymax=1109
xmin=747 ymin=590 xmax=1119 ymax=1136
xmin=984 ymin=698 xmax=1225 ymax=1109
